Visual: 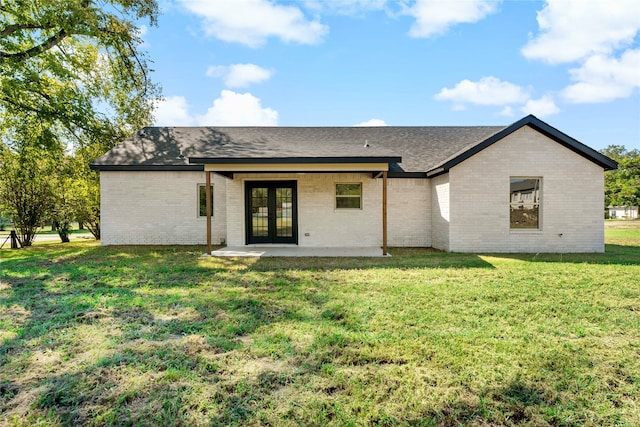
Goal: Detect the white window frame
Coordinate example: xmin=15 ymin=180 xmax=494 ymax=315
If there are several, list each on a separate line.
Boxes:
xmin=335 ymin=182 xmax=362 ymax=210
xmin=509 ymin=177 xmax=541 ymax=230
xmin=197 ymin=183 xmax=214 ymax=218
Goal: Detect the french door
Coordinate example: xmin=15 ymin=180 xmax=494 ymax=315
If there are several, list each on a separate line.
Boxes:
xmin=245 ymin=181 xmax=297 ymax=244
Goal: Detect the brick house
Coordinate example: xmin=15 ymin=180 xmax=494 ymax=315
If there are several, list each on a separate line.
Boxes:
xmin=91 ymin=115 xmax=617 ymax=253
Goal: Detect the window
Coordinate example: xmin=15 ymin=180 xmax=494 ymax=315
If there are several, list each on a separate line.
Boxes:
xmin=336 ymin=183 xmax=362 ymax=209
xmin=510 ymin=178 xmax=540 ymax=229
xmin=198 ymin=184 xmax=214 ymax=217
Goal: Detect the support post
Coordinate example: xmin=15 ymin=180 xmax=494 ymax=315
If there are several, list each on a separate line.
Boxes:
xmin=206 ymin=171 xmax=212 ymax=255
xmin=382 ymin=170 xmax=388 ymax=256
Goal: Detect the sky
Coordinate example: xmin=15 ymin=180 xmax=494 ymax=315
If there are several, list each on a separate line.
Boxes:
xmin=143 ymin=0 xmax=640 ymax=151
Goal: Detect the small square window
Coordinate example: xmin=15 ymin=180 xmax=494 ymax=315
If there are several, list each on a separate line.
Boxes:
xmin=198 ymin=184 xmax=214 ymax=217
xmin=510 ymin=178 xmax=541 ymax=229
xmin=336 ymin=183 xmax=361 ymax=209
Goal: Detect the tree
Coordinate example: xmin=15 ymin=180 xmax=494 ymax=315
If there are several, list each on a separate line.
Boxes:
xmin=50 ymin=155 xmax=77 ymax=243
xmin=1 ymin=0 xmax=161 ymax=240
xmin=69 ymin=147 xmax=102 ymax=239
xmin=600 ymin=145 xmax=640 ymax=209
xmin=0 ymin=140 xmax=55 ymax=247
xmin=1 ymin=0 xmax=159 ymax=139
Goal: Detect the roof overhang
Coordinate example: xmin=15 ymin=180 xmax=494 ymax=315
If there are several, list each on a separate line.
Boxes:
xmin=189 ymin=156 xmax=401 ymax=173
xmin=425 ymin=115 xmax=617 ymax=177
xmin=89 ymin=164 xmax=203 ymax=171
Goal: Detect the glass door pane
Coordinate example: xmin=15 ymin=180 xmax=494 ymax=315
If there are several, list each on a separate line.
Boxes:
xmin=251 ymin=188 xmax=269 ymax=237
xmin=276 ymin=187 xmax=293 ymax=238
xmin=246 ymin=181 xmax=297 ymax=244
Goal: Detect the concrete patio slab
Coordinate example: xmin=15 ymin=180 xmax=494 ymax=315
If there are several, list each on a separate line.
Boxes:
xmin=208 ymin=246 xmax=387 ymax=257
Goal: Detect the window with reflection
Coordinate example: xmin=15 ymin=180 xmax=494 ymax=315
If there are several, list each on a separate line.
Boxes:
xmin=198 ymin=184 xmax=214 ymax=217
xmin=510 ymin=178 xmax=541 ymax=229
xmin=336 ymin=183 xmax=362 ymax=209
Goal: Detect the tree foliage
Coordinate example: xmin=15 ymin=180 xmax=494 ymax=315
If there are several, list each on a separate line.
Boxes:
xmin=0 ymin=141 xmax=55 ymax=247
xmin=1 ymin=0 xmax=159 ymax=141
xmin=0 ymin=0 xmax=161 ymax=242
xmin=600 ymin=145 xmax=640 ymax=209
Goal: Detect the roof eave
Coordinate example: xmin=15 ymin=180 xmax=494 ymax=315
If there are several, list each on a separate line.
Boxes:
xmin=188 ymin=156 xmax=402 ymax=165
xmin=425 ymin=115 xmax=618 ymax=175
xmin=89 ymin=164 xmax=204 ymax=171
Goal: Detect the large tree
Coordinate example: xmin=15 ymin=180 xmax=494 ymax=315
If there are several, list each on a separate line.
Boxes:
xmin=600 ymin=145 xmax=640 ymax=209
xmin=1 ymin=0 xmax=159 ymax=137
xmin=1 ymin=0 xmax=161 ymax=240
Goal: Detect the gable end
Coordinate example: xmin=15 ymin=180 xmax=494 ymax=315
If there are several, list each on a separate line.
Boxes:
xmin=426 ymin=115 xmax=617 ymax=177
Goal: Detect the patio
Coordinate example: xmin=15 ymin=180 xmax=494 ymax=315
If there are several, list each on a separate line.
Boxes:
xmin=207 ymin=246 xmax=387 ymax=257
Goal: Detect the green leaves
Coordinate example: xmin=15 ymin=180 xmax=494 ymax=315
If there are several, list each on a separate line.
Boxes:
xmin=0 ymin=0 xmax=160 ymax=144
xmin=0 ymin=1 xmax=161 ymax=241
xmin=601 ymin=145 xmax=640 ymax=208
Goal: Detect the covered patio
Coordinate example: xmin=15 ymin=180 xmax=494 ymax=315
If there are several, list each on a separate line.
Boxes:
xmin=207 ymin=245 xmax=388 ymax=257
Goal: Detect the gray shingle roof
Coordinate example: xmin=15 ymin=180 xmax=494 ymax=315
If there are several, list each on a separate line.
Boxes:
xmin=90 ymin=115 xmax=617 ymax=174
xmin=90 ymin=125 xmax=505 ymax=173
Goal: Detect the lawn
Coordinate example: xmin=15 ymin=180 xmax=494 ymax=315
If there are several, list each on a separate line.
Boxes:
xmin=0 ymin=225 xmax=638 ymax=426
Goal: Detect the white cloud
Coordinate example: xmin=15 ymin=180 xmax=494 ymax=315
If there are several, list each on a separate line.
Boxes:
xmin=206 ymin=64 xmax=273 ymax=88
xmin=198 ymin=90 xmax=278 ymax=125
xmin=521 ymin=95 xmax=560 ymax=117
xmin=562 ymin=50 xmax=640 ymax=103
xmin=435 ymin=77 xmax=560 ymax=116
xmin=353 ymin=118 xmax=388 ymax=126
xmin=522 ymin=0 xmax=640 ymax=64
xmin=498 ymin=106 xmax=514 ymax=117
xmin=153 ymin=91 xmax=278 ymax=126
xmin=153 ymin=96 xmax=195 ymax=126
xmin=406 ymin=0 xmax=500 ymax=38
xmin=304 ymin=0 xmax=386 ymax=15
xmin=179 ymin=0 xmax=328 ymax=47
xmin=434 ymin=76 xmax=530 ymax=106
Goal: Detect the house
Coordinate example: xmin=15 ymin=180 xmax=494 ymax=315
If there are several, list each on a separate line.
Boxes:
xmin=608 ymin=206 xmax=639 ymax=219
xmin=90 ymin=115 xmax=617 ymax=254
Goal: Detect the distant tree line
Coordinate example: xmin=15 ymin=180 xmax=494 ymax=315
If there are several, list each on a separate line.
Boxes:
xmin=600 ymin=145 xmax=640 ymax=213
xmin=0 ymin=0 xmax=160 ymax=246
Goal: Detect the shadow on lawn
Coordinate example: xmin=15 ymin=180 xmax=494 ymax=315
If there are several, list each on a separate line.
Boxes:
xmin=0 ymin=244 xmax=337 ymax=423
xmin=483 ymin=243 xmax=640 ymax=266
xmin=240 ymin=247 xmax=497 ymax=271
xmin=0 ymin=242 xmax=634 ymax=424
xmin=404 ymin=379 xmax=562 ymax=426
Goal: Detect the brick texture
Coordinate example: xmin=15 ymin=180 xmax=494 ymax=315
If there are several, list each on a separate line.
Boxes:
xmin=100 ymin=171 xmax=227 ymax=245
xmin=448 ymin=126 xmax=605 ymax=253
xmin=431 ymin=173 xmax=450 ymax=251
xmin=99 ymin=127 xmax=605 ymax=252
xmin=226 ymin=173 xmax=430 ymax=247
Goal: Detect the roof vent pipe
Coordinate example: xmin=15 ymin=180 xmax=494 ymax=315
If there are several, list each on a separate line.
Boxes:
xmin=364 ymin=139 xmax=370 ymax=148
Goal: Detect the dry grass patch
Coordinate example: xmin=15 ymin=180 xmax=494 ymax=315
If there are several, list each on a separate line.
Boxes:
xmin=0 ymin=230 xmax=638 ymax=426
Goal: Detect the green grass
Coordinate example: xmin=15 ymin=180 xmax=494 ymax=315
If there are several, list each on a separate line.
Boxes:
xmin=0 ymin=225 xmax=638 ymax=426
xmin=0 ymin=223 xmax=92 ymax=237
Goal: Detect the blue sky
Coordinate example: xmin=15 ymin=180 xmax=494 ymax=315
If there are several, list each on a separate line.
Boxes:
xmin=144 ymin=0 xmax=640 ymax=151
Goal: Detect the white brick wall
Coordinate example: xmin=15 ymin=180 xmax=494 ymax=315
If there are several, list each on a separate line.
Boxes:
xmin=99 ymin=129 xmax=604 ymax=253
xmin=226 ymin=173 xmax=431 ymax=247
xmin=448 ymin=126 xmax=605 ymax=253
xmin=388 ymin=178 xmax=431 ymax=247
xmin=431 ymin=173 xmax=450 ymax=251
xmin=100 ymin=171 xmax=227 ymax=245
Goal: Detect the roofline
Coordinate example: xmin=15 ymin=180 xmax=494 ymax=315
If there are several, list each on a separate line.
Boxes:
xmin=426 ymin=115 xmax=617 ymax=176
xmin=387 ymin=172 xmax=427 ymax=178
xmin=89 ymin=164 xmax=204 ymax=171
xmin=188 ymin=156 xmax=402 ymax=165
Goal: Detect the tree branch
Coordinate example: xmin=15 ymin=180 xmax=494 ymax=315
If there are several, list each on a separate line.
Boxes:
xmin=0 ymin=28 xmax=67 ymax=61
xmin=0 ymin=23 xmax=54 ymax=38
